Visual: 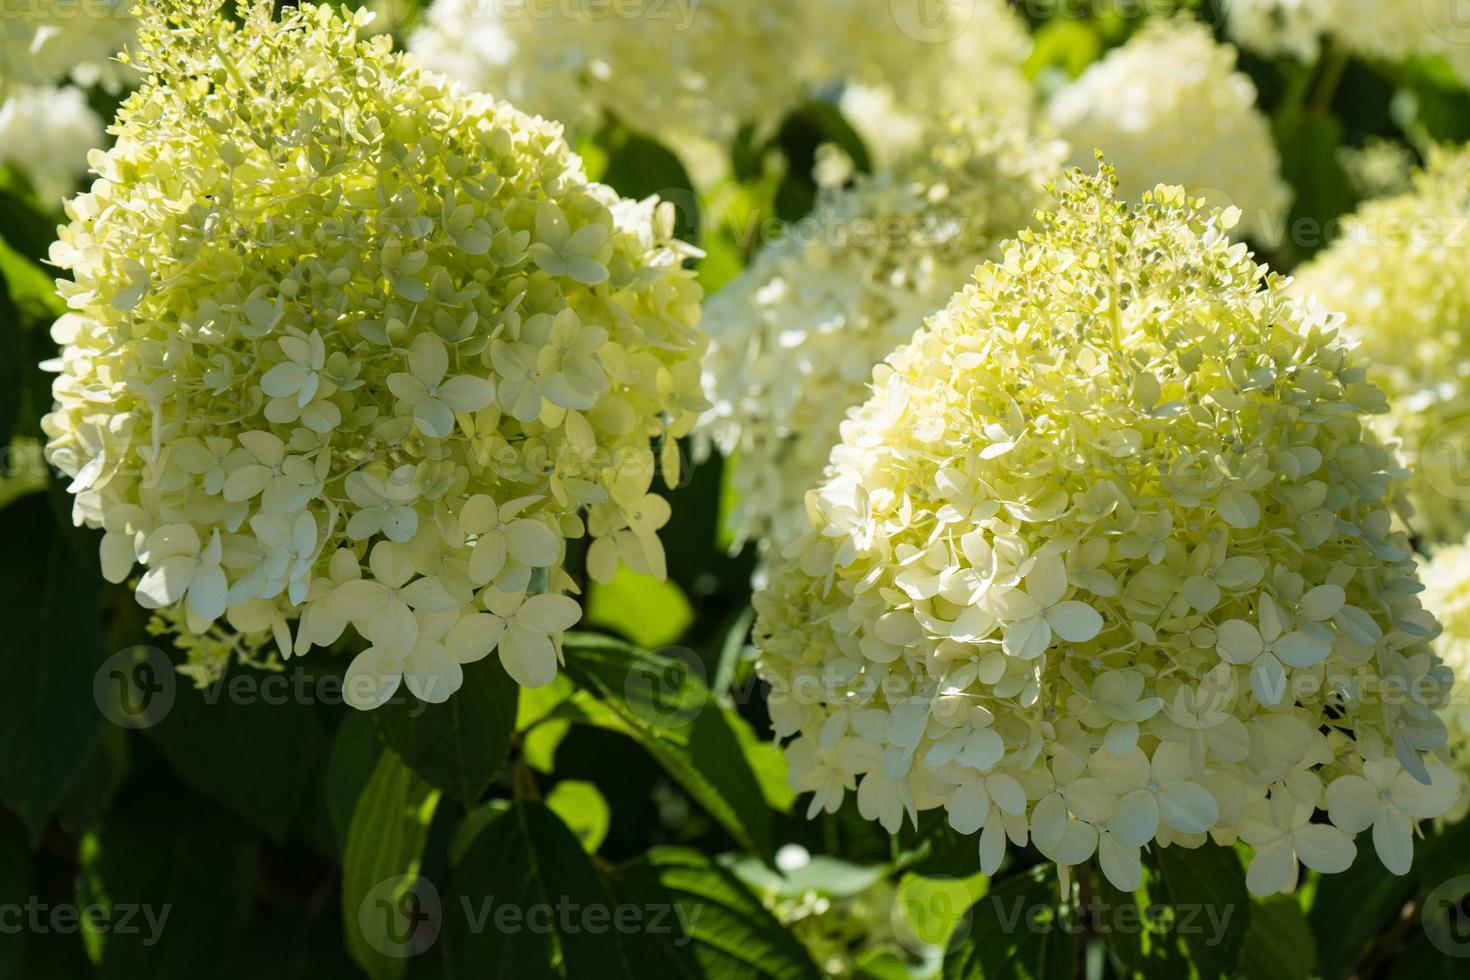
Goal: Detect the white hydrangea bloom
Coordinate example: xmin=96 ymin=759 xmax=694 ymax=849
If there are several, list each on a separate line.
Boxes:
xmin=1224 ymin=0 xmax=1470 ymax=83
xmin=1221 ymin=0 xmax=1336 ymax=62
xmin=411 ymin=1 xmax=1032 ymax=173
xmin=0 ymin=0 xmax=136 ymax=90
xmin=44 ymin=1 xmax=708 ymax=707
xmin=410 ymin=0 xmax=807 ymax=157
xmin=698 ymin=110 xmax=1064 ymax=561
xmin=0 ymin=84 xmax=103 ymax=201
xmin=406 ymin=0 xmax=599 ymax=139
xmin=1417 ymin=537 xmax=1470 ymax=825
xmin=1291 ymin=146 xmax=1470 ymax=546
xmin=1047 ymin=18 xmax=1290 ymax=241
xmin=754 ymin=169 xmax=1457 ymax=896
xmin=821 ymin=0 xmax=1033 ymax=168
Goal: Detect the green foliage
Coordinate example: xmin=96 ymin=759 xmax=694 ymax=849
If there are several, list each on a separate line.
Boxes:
xmin=943 ymin=864 xmax=1076 ymax=980
xmin=444 ymin=800 xmax=630 ymax=980
xmin=341 ymin=750 xmax=441 ymax=980
xmin=372 ymin=657 xmax=519 ymax=807
xmin=610 ymin=847 xmax=822 ymax=979
xmin=0 ymin=493 xmax=105 ymax=842
xmin=3 ymin=6 xmax=1470 ymax=979
xmin=561 ymin=633 xmax=782 ymax=861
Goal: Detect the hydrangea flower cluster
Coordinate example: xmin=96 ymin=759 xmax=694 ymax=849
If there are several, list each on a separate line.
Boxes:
xmin=0 ymin=84 xmax=103 ymax=201
xmin=42 ymin=0 xmax=707 ymax=709
xmin=0 ymin=0 xmax=134 ymax=203
xmin=753 ymin=168 xmax=1457 ymax=895
xmin=823 ymin=0 xmax=1033 ymax=169
xmin=410 ymin=1 xmax=1032 ymax=176
xmin=1291 ymin=146 xmax=1470 ymax=545
xmin=1224 ymin=0 xmax=1470 ymax=84
xmin=699 ymin=110 xmax=1064 ymax=560
xmin=1419 ymin=536 xmax=1470 ymax=824
xmin=1046 ymin=19 xmax=1290 ymax=241
xmin=0 ymin=0 xmax=135 ymax=90
xmin=410 ymin=0 xmax=807 ymax=164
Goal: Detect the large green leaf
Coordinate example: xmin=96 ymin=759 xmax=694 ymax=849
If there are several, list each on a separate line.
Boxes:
xmin=324 ymin=710 xmax=384 ymax=854
xmin=598 ymin=124 xmax=701 ymax=246
xmin=0 ymin=492 xmax=105 ymax=842
xmin=1149 ymin=844 xmax=1251 ymax=979
xmin=1238 ymin=896 xmax=1316 ymax=980
xmin=0 ymin=265 xmax=22 ymax=453
xmin=609 ymin=847 xmax=821 ymax=980
xmin=1096 ymin=844 xmax=1249 ymax=980
xmin=341 ymin=749 xmax=441 ymax=980
xmin=146 ymin=660 xmax=328 ymax=842
xmin=561 ymin=633 xmax=776 ymax=860
xmin=84 ymin=769 xmax=260 ymax=979
xmin=444 ymin=800 xmax=632 ymax=980
xmin=0 ymin=807 xmax=30 ymax=975
xmin=372 ymin=655 xmax=518 ymax=807
xmin=1308 ymin=848 xmax=1416 ymax=980
xmin=943 ymin=864 xmax=1075 ymax=980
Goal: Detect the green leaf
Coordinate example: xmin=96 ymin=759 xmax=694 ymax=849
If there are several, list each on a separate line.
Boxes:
xmin=83 ymin=769 xmax=260 ymax=978
xmin=609 ymin=846 xmax=821 ymax=980
xmin=444 ymin=800 xmax=632 ymax=980
xmin=1149 ymin=844 xmax=1251 ymax=979
xmin=944 ymin=865 xmax=1075 ymax=980
xmin=341 ymin=749 xmax=441 ymax=980
xmin=598 ymin=124 xmax=701 ymax=246
xmin=1273 ymin=114 xmax=1354 ymax=262
xmin=146 ymin=662 xmax=328 ymax=842
xmin=0 ymin=188 xmax=62 ymax=266
xmin=561 ymin=633 xmax=776 ymax=860
xmin=0 ymin=265 xmax=22 ymax=453
xmin=372 ymin=656 xmax=518 ymax=806
xmin=1238 ymin=896 xmax=1316 ymax=980
xmin=586 ymin=567 xmax=694 ymax=650
xmin=1308 ymin=848 xmax=1417 ymax=980
xmin=895 ymin=871 xmax=988 ymax=956
xmin=545 ymin=780 xmax=610 ymax=854
xmin=324 ymin=710 xmax=384 ymax=853
xmin=1095 ymin=844 xmax=1249 ymax=980
xmin=0 ymin=808 xmax=31 ymax=975
xmin=0 ymin=493 xmax=105 ymax=842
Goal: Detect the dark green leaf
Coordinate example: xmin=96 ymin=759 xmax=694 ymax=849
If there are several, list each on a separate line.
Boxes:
xmin=599 ymin=124 xmax=701 ymax=246
xmin=372 ymin=656 xmax=517 ymax=807
xmin=1238 ymin=896 xmax=1316 ymax=980
xmin=0 ymin=492 xmax=105 ymax=842
xmin=609 ymin=846 xmax=821 ymax=980
xmin=341 ymin=749 xmax=441 ymax=980
xmin=84 ymin=769 xmax=260 ymax=979
xmin=0 ymin=189 xmax=62 ymax=266
xmin=1149 ymin=844 xmax=1251 ymax=978
xmin=1308 ymin=847 xmax=1416 ymax=980
xmin=1273 ymin=114 xmax=1354 ymax=262
xmin=324 ymin=709 xmax=384 ymax=853
xmin=444 ymin=800 xmax=632 ymax=980
xmin=0 ymin=807 xmax=31 ymax=975
xmin=561 ymin=633 xmax=775 ymax=860
xmin=944 ymin=864 xmax=1074 ymax=980
xmin=0 ymin=265 xmax=22 ymax=452
xmin=146 ymin=661 xmax=327 ymax=841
